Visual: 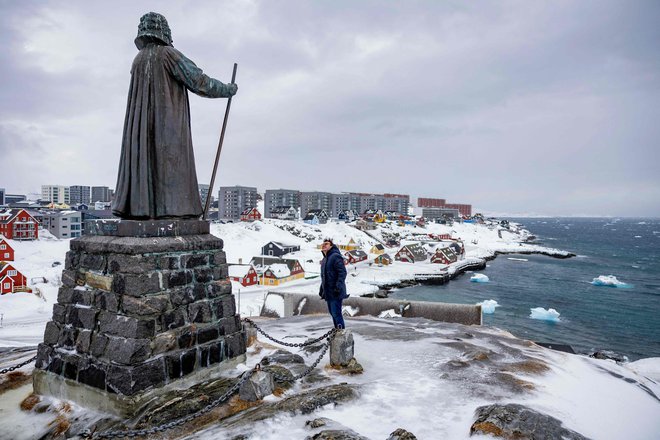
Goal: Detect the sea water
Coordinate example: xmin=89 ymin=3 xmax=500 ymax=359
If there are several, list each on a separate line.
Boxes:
xmin=391 ymin=218 xmax=660 ymax=361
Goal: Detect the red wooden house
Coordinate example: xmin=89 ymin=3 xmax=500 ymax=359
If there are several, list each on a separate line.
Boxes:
xmin=228 ymin=264 xmax=258 ymax=286
xmin=430 ymin=246 xmax=458 ymax=264
xmin=0 ymin=209 xmax=39 ymax=240
xmin=395 ymin=244 xmax=428 ymax=263
xmin=240 ymin=207 xmax=262 ymax=222
xmin=0 ymin=238 xmax=15 ymax=261
xmin=0 ymin=261 xmax=31 ymax=294
xmin=344 ymin=249 xmax=368 ymax=265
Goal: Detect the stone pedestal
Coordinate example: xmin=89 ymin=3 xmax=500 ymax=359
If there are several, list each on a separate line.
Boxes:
xmin=33 ymin=220 xmax=246 ymax=416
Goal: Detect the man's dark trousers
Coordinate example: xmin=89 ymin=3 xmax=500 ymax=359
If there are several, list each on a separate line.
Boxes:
xmin=326 ymin=297 xmax=345 ymax=329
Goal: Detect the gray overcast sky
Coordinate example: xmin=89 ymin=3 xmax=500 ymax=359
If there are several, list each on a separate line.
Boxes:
xmin=1 ymin=0 xmax=659 ymax=216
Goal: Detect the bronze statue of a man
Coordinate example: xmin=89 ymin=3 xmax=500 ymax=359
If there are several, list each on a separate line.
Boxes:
xmin=112 ymin=12 xmax=237 ymax=219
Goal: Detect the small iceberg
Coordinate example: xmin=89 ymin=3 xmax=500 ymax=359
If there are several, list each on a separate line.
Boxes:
xmin=591 ymin=275 xmax=632 ymax=288
xmin=477 ymin=299 xmax=500 ymax=314
xmin=470 ymin=274 xmax=490 ymax=283
xmin=530 ymin=307 xmax=561 ymax=322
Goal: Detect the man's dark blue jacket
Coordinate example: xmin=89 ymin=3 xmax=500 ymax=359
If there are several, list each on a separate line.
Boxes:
xmin=320 ymin=245 xmax=348 ymax=300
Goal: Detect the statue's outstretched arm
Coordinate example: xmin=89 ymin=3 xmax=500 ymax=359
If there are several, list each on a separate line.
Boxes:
xmin=165 ymin=47 xmax=237 ymax=98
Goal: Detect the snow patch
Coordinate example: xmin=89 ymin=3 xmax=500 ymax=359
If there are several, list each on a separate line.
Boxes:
xmin=378 ymin=309 xmax=402 ymax=318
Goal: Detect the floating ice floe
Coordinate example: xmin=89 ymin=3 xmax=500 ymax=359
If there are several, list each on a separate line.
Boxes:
xmin=477 ymin=299 xmax=500 ymax=314
xmin=470 ymin=274 xmax=490 ymax=283
xmin=530 ymin=307 xmax=561 ymax=322
xmin=591 ymin=275 xmax=632 ymax=288
xmin=507 ymin=257 xmax=528 ymax=262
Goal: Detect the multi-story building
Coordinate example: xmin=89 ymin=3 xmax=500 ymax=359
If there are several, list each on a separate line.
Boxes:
xmin=91 ymin=186 xmax=111 ymax=203
xmin=0 ymin=209 xmax=39 ymax=240
xmin=418 ymin=197 xmax=446 ymax=208
xmin=4 ymin=194 xmax=26 ymax=205
xmin=69 ymin=185 xmax=91 ymax=205
xmin=421 ymin=207 xmax=461 ymax=221
xmin=444 ymin=203 xmax=472 ymax=217
xmin=300 ymin=191 xmax=333 ymax=218
xmin=41 ymin=185 xmax=69 ymax=204
xmin=42 ymin=210 xmax=83 ymax=239
xmin=0 ymin=188 xmax=5 ymax=206
xmin=383 ymin=193 xmax=410 ymax=215
xmin=218 ymin=186 xmax=258 ymax=221
xmin=264 ymin=189 xmax=300 ymax=218
xmin=198 ymin=184 xmax=212 ymax=208
xmin=331 ymin=193 xmax=361 ymax=218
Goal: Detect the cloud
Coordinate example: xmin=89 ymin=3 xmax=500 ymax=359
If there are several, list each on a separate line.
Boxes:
xmin=1 ymin=0 xmax=659 ymax=216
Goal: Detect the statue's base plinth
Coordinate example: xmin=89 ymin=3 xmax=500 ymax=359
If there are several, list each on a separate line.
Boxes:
xmin=33 ymin=220 xmax=246 ymax=416
xmin=85 ymin=219 xmax=209 ymax=237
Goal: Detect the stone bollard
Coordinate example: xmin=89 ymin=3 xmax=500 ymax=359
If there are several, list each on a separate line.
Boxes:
xmin=330 ymin=330 xmax=354 ymax=367
xmin=245 ymin=325 xmax=258 ymax=347
xmin=239 ymin=370 xmax=274 ymax=401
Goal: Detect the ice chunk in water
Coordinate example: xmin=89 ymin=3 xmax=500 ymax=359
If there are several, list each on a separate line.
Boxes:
xmin=477 ymin=299 xmax=500 ymax=314
xmin=470 ymin=274 xmax=489 ymax=283
xmin=591 ymin=275 xmax=632 ymax=288
xmin=530 ymin=307 xmax=560 ymax=322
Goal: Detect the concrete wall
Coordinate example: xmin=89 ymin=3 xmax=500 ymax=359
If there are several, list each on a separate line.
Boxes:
xmin=260 ymin=292 xmax=482 ymax=326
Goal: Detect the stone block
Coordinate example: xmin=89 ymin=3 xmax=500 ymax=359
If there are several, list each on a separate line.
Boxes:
xmin=180 ymin=348 xmax=197 ymax=376
xmin=35 ymin=343 xmax=53 ymax=370
xmin=57 ymin=326 xmax=78 ymax=349
xmin=80 ymin=252 xmax=106 ymax=271
xmin=176 ymin=326 xmax=196 ymax=349
xmin=209 ymin=339 xmax=226 ymax=365
xmin=189 ymin=301 xmax=212 ymax=323
xmin=191 ymin=283 xmax=208 ymax=301
xmin=70 ymin=234 xmax=224 ymax=255
xmin=78 ymin=362 xmax=107 ymax=391
xmin=76 ymin=329 xmax=92 ymax=353
xmin=184 ymin=253 xmax=209 ymax=269
xmin=211 ymin=295 xmax=236 ymax=320
xmin=85 ymin=272 xmax=114 ymax=291
xmin=207 ymin=279 xmax=232 ymax=298
xmin=112 ymin=272 xmax=161 ymax=296
xmin=57 ymin=287 xmax=75 ymax=304
xmin=169 ymin=286 xmax=195 ymax=306
xmin=61 ymin=269 xmax=82 ymax=288
xmin=90 ymin=333 xmax=109 ymax=357
xmin=107 ymin=253 xmax=159 ymax=274
xmin=166 ymin=270 xmax=193 ymax=288
xmin=212 ymin=264 xmax=229 ymax=281
xmin=63 ymin=356 xmax=80 ymax=381
xmin=64 ymin=250 xmax=81 ymax=270
xmin=122 ymin=294 xmax=170 ymax=316
xmin=105 ymin=337 xmax=152 ymax=365
xmin=93 ymin=290 xmax=120 ymax=312
xmin=196 ymin=325 xmax=219 ymax=344
xmin=66 ymin=306 xmax=98 ymax=329
xmin=98 ymin=311 xmax=156 ymax=339
xmin=161 ymin=307 xmax=188 ymax=330
xmin=47 ymin=356 xmax=64 ymax=375
xmin=158 ymin=255 xmax=181 ymax=271
xmin=151 ymin=331 xmax=177 ymax=355
xmin=239 ymin=370 xmax=274 ymax=401
xmin=330 ymin=330 xmax=354 ymax=367
xmin=52 ymin=304 xmax=67 ymax=323
xmin=226 ymin=333 xmax=246 ymax=358
xmin=43 ymin=321 xmax=60 ymax=345
xmin=107 ymin=358 xmax=166 ymax=396
xmin=193 ymin=267 xmax=213 ymax=283
xmin=58 ymin=287 xmax=93 ymax=306
xmin=218 ymin=316 xmax=239 ymax=336
xmin=209 ymin=250 xmax=226 ymax=265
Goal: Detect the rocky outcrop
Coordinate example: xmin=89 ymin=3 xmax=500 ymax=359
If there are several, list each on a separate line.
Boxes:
xmin=470 ymin=403 xmax=591 ymax=439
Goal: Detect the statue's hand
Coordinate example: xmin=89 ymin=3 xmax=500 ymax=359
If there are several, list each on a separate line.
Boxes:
xmin=229 ymin=83 xmax=238 ymax=96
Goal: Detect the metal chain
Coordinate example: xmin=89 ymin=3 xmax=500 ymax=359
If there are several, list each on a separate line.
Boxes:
xmin=86 ymin=367 xmax=257 ymax=439
xmin=269 ymin=335 xmax=334 ymax=382
xmin=85 ymin=322 xmax=337 ymax=438
xmin=0 ymin=355 xmax=36 ymax=375
xmin=243 ymin=318 xmax=336 ymax=347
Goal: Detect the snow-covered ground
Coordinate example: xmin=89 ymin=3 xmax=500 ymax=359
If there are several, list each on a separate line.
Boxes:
xmin=0 ymin=221 xmax=658 ymax=439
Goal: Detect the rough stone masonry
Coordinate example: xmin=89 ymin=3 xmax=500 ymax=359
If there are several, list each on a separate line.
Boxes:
xmin=33 ymin=219 xmax=246 ymax=415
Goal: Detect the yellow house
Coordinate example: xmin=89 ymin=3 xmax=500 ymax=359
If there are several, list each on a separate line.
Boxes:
xmin=369 ymin=243 xmax=385 ymax=255
xmin=373 ymin=211 xmax=386 ymax=223
xmin=339 ymin=238 xmax=359 ymax=251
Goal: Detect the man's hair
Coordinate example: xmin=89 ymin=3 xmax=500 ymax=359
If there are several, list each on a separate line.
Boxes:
xmin=322 ymin=238 xmax=334 ymax=245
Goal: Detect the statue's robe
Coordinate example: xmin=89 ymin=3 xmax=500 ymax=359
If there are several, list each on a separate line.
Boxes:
xmin=112 ymin=43 xmax=233 ymax=219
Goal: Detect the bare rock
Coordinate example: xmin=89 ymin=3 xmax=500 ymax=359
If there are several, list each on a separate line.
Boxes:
xmin=387 ymin=428 xmax=417 ymax=439
xmin=330 ymin=330 xmax=354 ymax=367
xmin=239 ymin=370 xmax=274 ymax=402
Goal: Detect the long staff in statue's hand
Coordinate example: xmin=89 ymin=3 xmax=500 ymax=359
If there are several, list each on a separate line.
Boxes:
xmin=203 ymin=63 xmax=238 ymax=220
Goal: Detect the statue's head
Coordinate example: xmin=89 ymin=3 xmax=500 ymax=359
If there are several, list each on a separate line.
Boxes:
xmin=135 ymin=12 xmax=173 ymax=50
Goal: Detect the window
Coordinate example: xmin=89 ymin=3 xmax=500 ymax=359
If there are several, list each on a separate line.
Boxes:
xmin=4 ymin=253 xmax=9 ymax=258
xmin=3 ymin=283 xmax=9 ymax=290
xmin=62 ymin=218 xmax=68 ymax=221
xmin=0 ymin=245 xmax=5 ymax=250
xmin=62 ymin=225 xmax=68 ymax=229
xmin=8 ymin=270 xmax=17 ymax=276
xmin=62 ymin=233 xmax=68 ymax=236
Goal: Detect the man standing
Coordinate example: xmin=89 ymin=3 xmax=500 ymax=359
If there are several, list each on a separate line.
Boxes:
xmin=319 ymin=238 xmax=348 ymax=328
xmin=112 ymin=12 xmax=237 ymax=219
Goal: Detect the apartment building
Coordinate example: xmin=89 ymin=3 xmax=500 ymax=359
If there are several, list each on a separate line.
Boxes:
xmin=218 ymin=186 xmax=258 ymax=220
xmin=69 ymin=185 xmax=91 ymax=205
xmin=300 ymin=191 xmax=333 ymax=218
xmin=264 ymin=189 xmax=300 ymax=218
xmin=41 ymin=185 xmax=70 ymax=204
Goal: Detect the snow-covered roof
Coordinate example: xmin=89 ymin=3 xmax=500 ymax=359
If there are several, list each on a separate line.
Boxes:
xmin=228 ymin=264 xmax=253 ymax=278
xmin=266 ymin=263 xmax=290 ymax=278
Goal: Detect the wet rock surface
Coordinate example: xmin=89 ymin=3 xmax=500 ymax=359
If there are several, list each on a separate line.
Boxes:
xmin=387 ymin=428 xmax=418 ymax=439
xmin=470 ymin=403 xmax=592 ymax=440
